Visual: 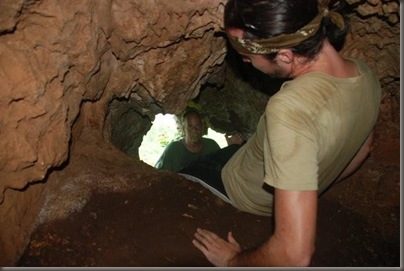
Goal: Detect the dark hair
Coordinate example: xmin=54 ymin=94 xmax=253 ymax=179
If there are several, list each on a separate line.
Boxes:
xmin=224 ymin=0 xmax=349 ymax=60
xmin=180 ymin=108 xmax=208 ymax=135
xmin=182 ymin=108 xmax=202 ymax=123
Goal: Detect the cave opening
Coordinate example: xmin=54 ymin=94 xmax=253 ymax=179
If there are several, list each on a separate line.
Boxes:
xmin=138 ymin=113 xmax=228 ymax=167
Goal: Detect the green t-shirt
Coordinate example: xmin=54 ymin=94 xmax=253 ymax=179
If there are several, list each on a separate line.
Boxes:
xmin=155 ymin=137 xmax=220 ymax=172
xmin=222 ymin=58 xmax=381 ymax=216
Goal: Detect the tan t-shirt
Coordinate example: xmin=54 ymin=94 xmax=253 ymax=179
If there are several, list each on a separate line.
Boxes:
xmin=222 ymin=59 xmax=381 ymax=216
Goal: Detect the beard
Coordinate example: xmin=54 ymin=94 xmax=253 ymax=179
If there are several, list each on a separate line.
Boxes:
xmin=253 ymin=58 xmax=293 ymax=79
xmin=268 ymin=65 xmax=292 ymax=79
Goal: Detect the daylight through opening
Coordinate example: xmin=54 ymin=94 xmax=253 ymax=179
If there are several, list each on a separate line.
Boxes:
xmin=139 ymin=113 xmax=227 ymax=166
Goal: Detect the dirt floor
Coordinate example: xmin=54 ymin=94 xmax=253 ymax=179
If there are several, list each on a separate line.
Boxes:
xmin=17 ymin=128 xmax=400 ymax=267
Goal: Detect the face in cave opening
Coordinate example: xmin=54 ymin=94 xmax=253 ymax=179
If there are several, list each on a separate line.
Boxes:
xmin=138 ymin=113 xmax=227 ymax=167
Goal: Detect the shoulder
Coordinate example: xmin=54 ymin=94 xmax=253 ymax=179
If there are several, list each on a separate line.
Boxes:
xmin=163 ymin=139 xmax=184 ymax=151
xmin=267 ymin=76 xmax=322 ymax=118
xmin=265 ymin=75 xmax=336 ymax=137
xmin=278 ymin=73 xmax=335 ymax=95
xmin=202 ymin=137 xmax=219 ymax=144
xmin=202 ymin=137 xmax=216 ymax=143
xmin=349 ymin=58 xmax=380 ymax=83
xmin=268 ymin=72 xmax=342 ymax=115
xmin=349 ymin=58 xmax=370 ymax=72
xmin=168 ymin=139 xmax=183 ymax=146
xmin=202 ymin=137 xmax=220 ymax=148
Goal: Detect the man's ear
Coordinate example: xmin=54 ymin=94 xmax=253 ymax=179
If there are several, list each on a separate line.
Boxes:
xmin=276 ymin=49 xmax=294 ymax=64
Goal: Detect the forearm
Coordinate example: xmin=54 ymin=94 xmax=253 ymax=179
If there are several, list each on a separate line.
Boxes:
xmin=193 ymin=190 xmax=317 ymax=267
xmin=230 ymin=190 xmax=317 ymax=267
xmin=228 ymin=237 xmax=278 ymax=266
xmin=229 ymin=235 xmax=311 ymax=267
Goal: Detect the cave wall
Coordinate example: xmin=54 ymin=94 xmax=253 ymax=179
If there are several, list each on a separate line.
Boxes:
xmin=0 ymin=0 xmax=400 ymax=266
xmin=0 ymin=0 xmax=227 ymax=265
xmin=0 ymin=0 xmax=227 ymax=202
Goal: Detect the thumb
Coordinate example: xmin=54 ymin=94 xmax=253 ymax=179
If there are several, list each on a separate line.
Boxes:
xmin=227 ymin=232 xmax=241 ymax=252
xmin=227 ymin=232 xmax=240 ymax=247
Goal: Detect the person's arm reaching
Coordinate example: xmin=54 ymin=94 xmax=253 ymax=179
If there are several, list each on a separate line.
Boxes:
xmin=225 ymin=133 xmax=245 ymax=145
xmin=193 ymin=188 xmax=317 ymax=266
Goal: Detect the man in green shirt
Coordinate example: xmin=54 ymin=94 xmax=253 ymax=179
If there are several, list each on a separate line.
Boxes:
xmin=155 ymin=109 xmax=244 ymax=172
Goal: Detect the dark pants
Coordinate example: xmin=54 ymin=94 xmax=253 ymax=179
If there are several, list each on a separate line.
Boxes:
xmin=179 ymin=144 xmax=243 ymax=197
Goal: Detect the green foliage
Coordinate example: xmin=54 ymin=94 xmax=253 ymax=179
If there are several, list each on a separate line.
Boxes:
xmin=157 ymin=133 xmax=172 ymax=148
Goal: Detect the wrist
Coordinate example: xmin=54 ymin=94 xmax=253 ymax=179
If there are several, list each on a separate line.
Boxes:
xmin=227 ymin=253 xmax=240 ymax=267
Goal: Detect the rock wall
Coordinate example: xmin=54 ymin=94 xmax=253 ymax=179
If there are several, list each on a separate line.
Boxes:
xmin=0 ymin=0 xmax=226 ymax=265
xmin=0 ymin=0 xmax=400 ymax=266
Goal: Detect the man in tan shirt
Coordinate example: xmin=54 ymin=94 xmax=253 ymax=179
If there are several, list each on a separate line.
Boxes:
xmin=184 ymin=0 xmax=381 ymax=266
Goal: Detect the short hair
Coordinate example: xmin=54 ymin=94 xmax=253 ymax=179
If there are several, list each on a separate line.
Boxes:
xmin=182 ymin=108 xmax=202 ymax=124
xmin=180 ymin=108 xmax=208 ymax=135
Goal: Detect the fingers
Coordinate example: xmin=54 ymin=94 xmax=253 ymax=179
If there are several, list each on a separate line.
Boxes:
xmin=192 ymin=238 xmax=208 ymax=255
xmin=193 ymin=228 xmax=223 ymax=252
xmin=192 ymin=228 xmax=218 ymax=258
xmin=227 ymin=232 xmax=241 ymax=251
xmin=228 ymin=231 xmax=236 ymax=243
xmin=192 ymin=228 xmax=241 ymax=267
xmin=194 ymin=228 xmax=219 ymax=245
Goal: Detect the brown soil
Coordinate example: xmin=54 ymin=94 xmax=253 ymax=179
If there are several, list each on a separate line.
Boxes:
xmin=17 ymin=129 xmax=400 ymax=267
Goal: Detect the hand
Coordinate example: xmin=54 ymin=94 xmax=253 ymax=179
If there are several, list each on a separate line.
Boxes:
xmin=225 ymin=133 xmax=244 ymax=145
xmin=192 ymin=228 xmax=241 ymax=266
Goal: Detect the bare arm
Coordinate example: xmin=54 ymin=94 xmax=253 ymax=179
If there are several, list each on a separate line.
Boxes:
xmin=229 ymin=189 xmax=317 ymax=266
xmin=193 ymin=188 xmax=318 ymax=266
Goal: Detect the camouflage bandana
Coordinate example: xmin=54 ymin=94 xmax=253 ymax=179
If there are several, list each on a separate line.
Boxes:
xmin=227 ymin=1 xmax=345 ymax=55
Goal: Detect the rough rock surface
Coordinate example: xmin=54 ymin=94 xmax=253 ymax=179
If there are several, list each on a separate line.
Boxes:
xmin=0 ymin=0 xmax=227 ymax=264
xmin=0 ymin=0 xmax=400 ymax=266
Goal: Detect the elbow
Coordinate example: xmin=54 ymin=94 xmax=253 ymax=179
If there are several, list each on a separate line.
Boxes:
xmin=299 ymin=246 xmax=315 ymax=267
xmin=285 ymin=244 xmax=315 ymax=267
xmin=363 ymin=140 xmax=373 ymax=156
xmin=363 ymin=130 xmax=375 ymax=155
